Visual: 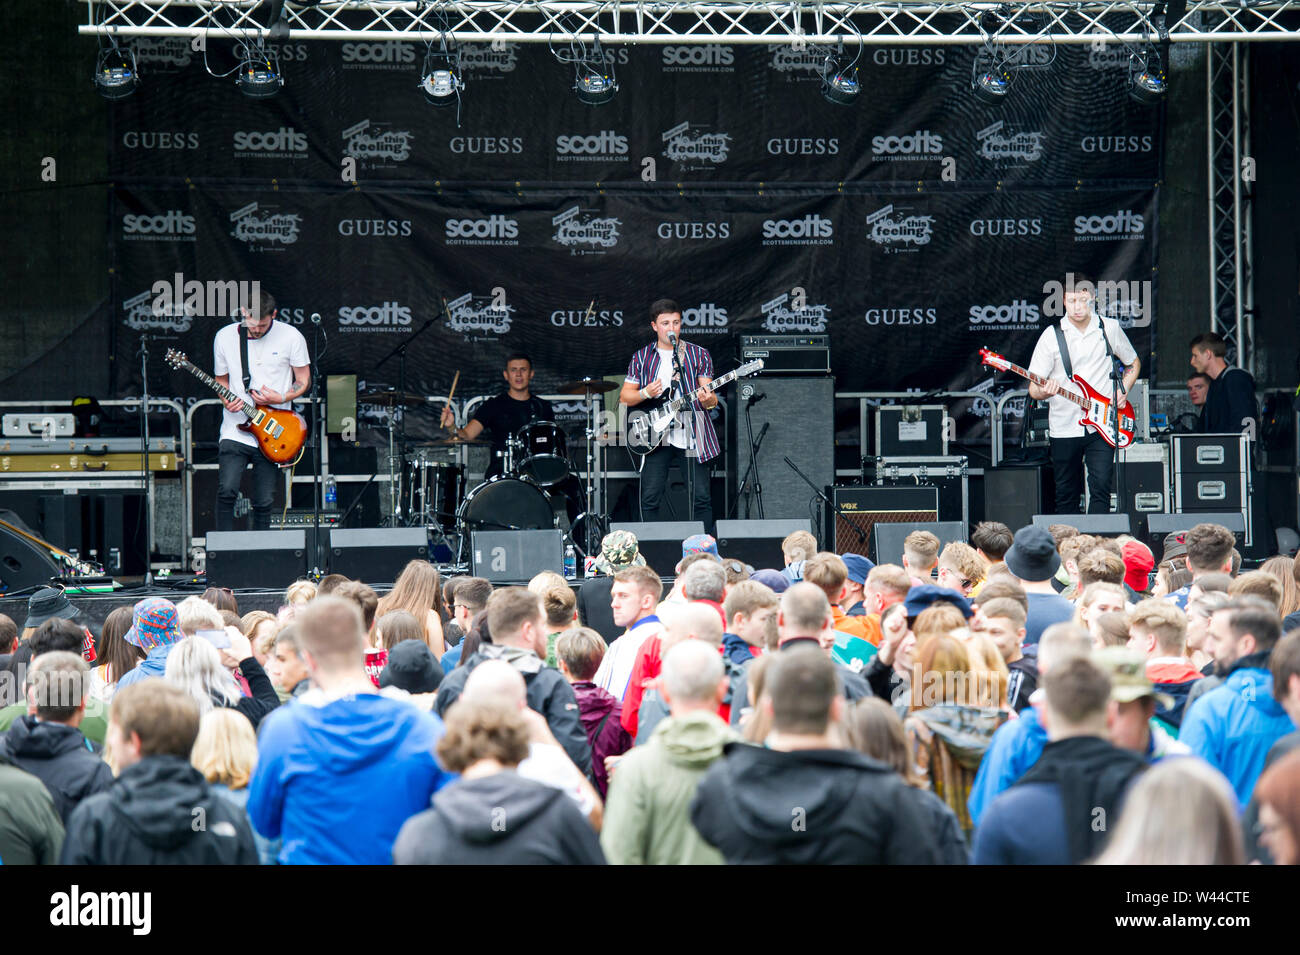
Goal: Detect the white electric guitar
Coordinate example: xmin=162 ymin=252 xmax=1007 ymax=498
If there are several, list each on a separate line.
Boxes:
xmin=625 ymin=358 xmax=764 ymax=458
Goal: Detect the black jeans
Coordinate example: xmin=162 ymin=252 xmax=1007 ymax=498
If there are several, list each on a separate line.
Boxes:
xmin=639 ymin=443 xmax=713 ymax=529
xmin=1050 ymin=431 xmax=1116 ymax=514
xmin=216 ymin=439 xmax=279 ymax=530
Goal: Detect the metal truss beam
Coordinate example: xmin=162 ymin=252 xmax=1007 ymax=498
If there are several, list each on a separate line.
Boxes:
xmin=79 ymin=1 xmax=1300 ymax=45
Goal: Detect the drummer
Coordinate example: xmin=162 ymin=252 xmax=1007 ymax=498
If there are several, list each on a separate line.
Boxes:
xmin=440 ymin=352 xmax=555 ymax=479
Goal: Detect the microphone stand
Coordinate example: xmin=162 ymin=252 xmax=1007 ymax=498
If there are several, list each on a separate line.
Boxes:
xmin=670 ymin=336 xmax=697 ymax=527
xmin=308 ymin=314 xmax=325 ymax=577
xmin=730 ymin=398 xmax=768 ymax=519
xmin=372 ymin=316 xmax=437 ymax=527
xmin=784 ymin=456 xmax=869 ymax=550
xmin=138 ymin=334 xmax=154 ymax=586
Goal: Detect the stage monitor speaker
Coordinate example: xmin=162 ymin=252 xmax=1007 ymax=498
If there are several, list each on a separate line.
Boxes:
xmin=610 ymin=522 xmax=705 ymax=575
xmin=0 ymin=512 xmax=62 ymax=592
xmin=872 ymin=521 xmax=967 ymax=568
xmin=328 ymin=527 xmax=428 ymax=583
xmin=205 ymin=530 xmax=306 ymax=590
xmin=830 ymin=486 xmax=939 ymax=557
xmin=1147 ymin=512 xmax=1247 ymax=560
xmin=471 ymin=529 xmax=563 ymax=583
xmin=1031 ymin=513 xmax=1133 ymax=536
xmin=984 ymin=467 xmax=1051 ymax=533
xmin=715 ymin=519 xmax=812 ymax=570
xmin=728 ymin=376 xmax=833 ymax=521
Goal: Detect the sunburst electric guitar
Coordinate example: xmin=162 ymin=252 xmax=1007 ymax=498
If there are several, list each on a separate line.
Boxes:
xmin=979 ymin=347 xmax=1135 ymax=448
xmin=165 ymin=348 xmax=308 ymax=466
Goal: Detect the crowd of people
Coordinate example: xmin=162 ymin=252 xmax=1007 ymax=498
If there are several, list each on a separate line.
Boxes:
xmin=1 ymin=519 xmax=1298 ymax=865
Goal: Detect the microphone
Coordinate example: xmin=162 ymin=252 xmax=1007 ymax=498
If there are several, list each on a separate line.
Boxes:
xmin=756 ymin=421 xmax=771 ymax=441
xmin=310 ymin=312 xmax=321 ymax=325
xmin=668 ymin=332 xmax=678 ymax=349
xmin=743 ymin=387 xmax=767 ymax=406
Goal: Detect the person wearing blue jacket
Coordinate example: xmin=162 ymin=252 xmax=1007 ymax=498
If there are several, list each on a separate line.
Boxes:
xmin=247 ymin=597 xmax=454 ymax=865
xmin=1180 ymin=599 xmax=1297 ymax=805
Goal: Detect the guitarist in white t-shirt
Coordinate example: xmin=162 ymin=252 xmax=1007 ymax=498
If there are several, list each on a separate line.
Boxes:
xmin=211 ymin=293 xmax=310 ymax=530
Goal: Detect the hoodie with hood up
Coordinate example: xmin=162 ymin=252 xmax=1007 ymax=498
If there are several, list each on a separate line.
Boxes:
xmin=0 ymin=716 xmax=114 ymax=824
xmin=601 ymin=710 xmax=736 ymax=865
xmin=60 ymin=755 xmax=258 ymax=865
xmin=393 ymin=770 xmax=605 ymax=865
xmin=247 ymin=691 xmax=453 ymax=865
xmin=690 ymin=743 xmax=942 ymax=864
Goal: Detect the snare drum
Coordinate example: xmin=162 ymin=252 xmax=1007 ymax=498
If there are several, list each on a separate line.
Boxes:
xmin=404 ymin=454 xmax=463 ymax=530
xmin=515 ymin=420 xmax=570 ymax=487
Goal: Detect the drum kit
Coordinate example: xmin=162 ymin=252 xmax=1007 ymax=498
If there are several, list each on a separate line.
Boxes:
xmin=364 ymin=376 xmax=618 ymax=565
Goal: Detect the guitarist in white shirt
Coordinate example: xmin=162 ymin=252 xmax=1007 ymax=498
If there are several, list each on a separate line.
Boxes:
xmin=1027 ymin=274 xmax=1140 ymax=515
xmin=212 ymin=293 xmax=311 ymax=530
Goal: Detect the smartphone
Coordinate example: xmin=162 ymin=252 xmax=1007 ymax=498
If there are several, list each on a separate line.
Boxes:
xmin=197 ymin=629 xmax=232 ymax=650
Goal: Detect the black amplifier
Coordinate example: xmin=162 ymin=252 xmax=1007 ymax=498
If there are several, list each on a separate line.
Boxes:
xmin=738 ymin=335 xmax=830 ymax=374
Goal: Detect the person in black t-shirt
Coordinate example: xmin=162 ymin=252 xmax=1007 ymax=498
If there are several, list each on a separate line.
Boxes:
xmin=1190 ymin=332 xmax=1258 ymax=434
xmin=441 ymin=353 xmax=554 ymax=478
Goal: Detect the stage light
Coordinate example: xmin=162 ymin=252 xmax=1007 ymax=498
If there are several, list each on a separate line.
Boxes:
xmin=553 ymin=36 xmax=619 ymax=105
xmin=94 ymin=42 xmax=138 ymax=100
xmin=819 ymin=40 xmax=861 ymax=106
xmin=1128 ymin=48 xmax=1167 ymax=105
xmin=237 ymin=42 xmax=283 ymax=98
xmin=575 ymin=68 xmax=618 ymax=105
xmin=972 ymin=68 xmax=1011 ymax=104
xmin=420 ymin=46 xmax=464 ymax=107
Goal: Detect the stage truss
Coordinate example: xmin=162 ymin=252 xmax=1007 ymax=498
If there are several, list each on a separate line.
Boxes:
xmin=78 ymin=1 xmax=1300 ymax=45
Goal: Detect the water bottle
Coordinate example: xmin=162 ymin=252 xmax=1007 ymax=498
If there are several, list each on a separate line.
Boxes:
xmin=325 ymin=475 xmax=338 ymax=508
xmin=564 ymin=544 xmax=577 ymax=580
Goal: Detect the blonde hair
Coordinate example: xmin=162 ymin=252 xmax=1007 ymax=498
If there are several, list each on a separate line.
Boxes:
xmin=164 ymin=636 xmax=242 ymax=715
xmin=375 ymin=560 xmax=443 ymax=644
xmin=176 ymin=595 xmax=224 ymax=636
xmin=1095 ymin=758 xmax=1244 ymax=864
xmin=1262 ymin=556 xmax=1300 ymax=616
xmin=527 ymin=571 xmax=568 ymax=596
xmin=782 ymin=530 xmax=818 ymax=565
xmin=284 ymin=579 xmax=318 ymax=606
xmin=191 ymin=708 xmax=259 ymax=790
xmin=1075 ymin=582 xmax=1127 ymax=627
xmin=964 ymin=632 xmax=1010 ymax=709
xmin=1127 ymin=598 xmax=1188 ymax=654
xmin=938 ymin=541 xmax=986 ymax=584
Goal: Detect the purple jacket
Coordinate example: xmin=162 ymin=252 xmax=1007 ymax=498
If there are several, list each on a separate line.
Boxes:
xmin=572 ymin=682 xmax=633 ymax=797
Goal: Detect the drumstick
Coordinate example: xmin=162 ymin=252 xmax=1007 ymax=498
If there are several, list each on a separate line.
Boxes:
xmin=445 ymin=371 xmax=461 ymax=436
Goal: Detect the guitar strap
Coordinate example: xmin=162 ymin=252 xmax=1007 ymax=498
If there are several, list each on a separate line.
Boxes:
xmin=1052 ymin=322 xmax=1074 ymax=380
xmin=239 ymin=322 xmax=253 ymax=395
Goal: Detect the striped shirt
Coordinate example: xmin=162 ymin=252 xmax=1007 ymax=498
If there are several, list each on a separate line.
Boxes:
xmin=625 ymin=341 xmax=720 ymax=462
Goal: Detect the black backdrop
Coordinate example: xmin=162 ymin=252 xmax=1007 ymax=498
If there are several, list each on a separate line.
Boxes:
xmin=107 ymin=38 xmax=1161 ymax=441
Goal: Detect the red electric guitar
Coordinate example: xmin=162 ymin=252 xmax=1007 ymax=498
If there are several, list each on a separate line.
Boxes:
xmin=980 ymin=347 xmax=1135 ymax=449
xmin=165 ymin=348 xmax=308 ymax=466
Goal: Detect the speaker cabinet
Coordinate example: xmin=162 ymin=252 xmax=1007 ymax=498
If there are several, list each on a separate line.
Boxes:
xmin=1031 ymin=513 xmax=1132 ymax=536
xmin=830 ymin=486 xmax=939 ymax=556
xmin=715 ymin=519 xmax=813 ymax=570
xmin=728 ymin=376 xmax=834 ymax=521
xmin=470 ymin=529 xmax=564 ymax=583
xmin=872 ymin=521 xmax=968 ymax=567
xmin=984 ymin=467 xmax=1051 ymax=534
xmin=329 ymin=527 xmax=428 ymax=584
xmin=1147 ymin=512 xmax=1247 ymax=559
xmin=0 ymin=511 xmax=61 ymax=592
xmin=610 ymin=522 xmax=705 ymax=576
xmin=205 ymin=530 xmax=306 ymax=589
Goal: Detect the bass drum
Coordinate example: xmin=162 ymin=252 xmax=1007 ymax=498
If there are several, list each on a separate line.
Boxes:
xmin=458 ymin=475 xmax=555 ymax=533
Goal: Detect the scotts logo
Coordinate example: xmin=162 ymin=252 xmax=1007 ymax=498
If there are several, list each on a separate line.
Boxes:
xmin=342 ymin=120 xmax=412 ymax=163
xmin=129 ymin=37 xmax=192 ymax=69
xmin=340 ymin=41 xmax=417 ymax=67
xmin=865 ymin=204 xmax=934 ymax=250
xmin=766 ymin=138 xmax=840 ymax=155
xmin=1087 ymin=46 xmax=1131 ymax=70
xmin=338 ymin=302 xmax=413 ymax=331
xmin=449 ymin=136 xmax=524 ymax=155
xmin=662 ymin=45 xmax=735 ymax=71
xmin=1080 ymin=135 xmax=1154 ymax=153
xmin=977 ymin=120 xmax=1044 ymax=162
xmin=457 ymin=43 xmax=520 ymax=74
xmin=337 ymin=218 xmax=413 ymax=237
xmin=122 ymin=210 xmax=196 ymax=241
xmin=872 ymin=48 xmax=946 ymax=66
xmin=233 ymin=127 xmax=308 ymax=157
xmin=551 ymin=206 xmax=621 ymax=252
xmin=1074 ymin=210 xmax=1145 ymax=240
xmin=975 ymin=42 xmax=1054 ymax=72
xmin=229 ymin=202 xmax=301 ymax=249
xmin=123 ymin=289 xmax=194 ymax=332
xmin=770 ymin=43 xmax=835 ymax=78
xmin=864 ymin=307 xmax=937 ymax=326
xmin=969 ymin=218 xmax=1043 ymax=237
xmin=555 ymin=130 xmax=629 ymax=160
xmin=681 ymin=303 xmax=729 ymax=333
xmin=871 ymin=130 xmax=943 ymax=159
xmin=446 ymin=291 xmax=514 ymax=336
xmin=762 ymin=214 xmax=834 ymax=246
xmin=549 ymin=306 xmax=625 ymax=327
xmin=444 ymin=214 xmax=520 ymax=246
xmin=662 ymin=121 xmax=731 ymax=166
xmin=968 ymin=300 xmax=1041 ymax=327
xmin=761 ymin=292 xmax=830 ymax=333
xmin=656 ymin=221 xmax=731 ymax=241
xmin=121 ymin=131 xmax=200 ymax=150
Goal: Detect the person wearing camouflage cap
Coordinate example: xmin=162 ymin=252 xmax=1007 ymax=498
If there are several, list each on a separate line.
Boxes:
xmin=592 ymin=530 xmax=646 ymax=577
xmin=1093 ymin=646 xmax=1188 ymax=764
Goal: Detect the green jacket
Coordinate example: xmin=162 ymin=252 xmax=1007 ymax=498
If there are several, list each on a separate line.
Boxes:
xmin=601 ymin=710 xmax=737 ymax=865
xmin=0 ymin=759 xmax=65 ymax=864
xmin=0 ymin=703 xmax=109 ymax=745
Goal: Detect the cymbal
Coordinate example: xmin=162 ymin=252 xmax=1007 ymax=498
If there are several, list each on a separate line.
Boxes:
xmin=359 ymin=390 xmax=430 ymax=407
xmin=419 ymin=436 xmax=491 ymax=447
xmin=557 ymin=377 xmax=618 ymax=395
